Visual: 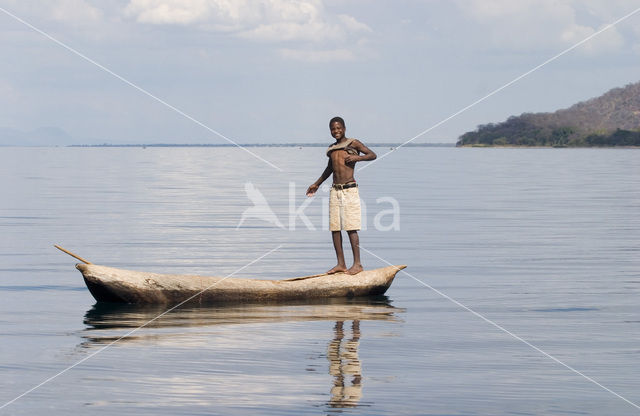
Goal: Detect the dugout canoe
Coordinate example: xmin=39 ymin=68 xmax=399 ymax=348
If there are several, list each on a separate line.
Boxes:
xmin=76 ymin=263 xmax=406 ymax=304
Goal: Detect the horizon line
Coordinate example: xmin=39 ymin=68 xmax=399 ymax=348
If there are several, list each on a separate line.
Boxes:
xmin=0 ymin=142 xmax=457 ymax=148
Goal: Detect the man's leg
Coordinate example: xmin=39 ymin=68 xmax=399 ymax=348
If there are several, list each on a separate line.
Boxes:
xmin=327 ymin=231 xmax=348 ymax=274
xmin=346 ymin=230 xmax=363 ymax=275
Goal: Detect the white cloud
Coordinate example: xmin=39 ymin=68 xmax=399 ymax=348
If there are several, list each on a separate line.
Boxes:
xmin=124 ymin=0 xmax=221 ymax=25
xmin=582 ymin=0 xmax=640 ymax=22
xmin=122 ymin=0 xmax=373 ymax=60
xmin=123 ymin=0 xmax=370 ymax=43
xmin=568 ymin=23 xmax=625 ymax=55
xmin=279 ymin=47 xmax=355 ymax=62
xmin=50 ymin=0 xmax=103 ymax=24
xmin=337 ymin=14 xmax=372 ymax=33
xmin=455 ymin=0 xmax=629 ymax=54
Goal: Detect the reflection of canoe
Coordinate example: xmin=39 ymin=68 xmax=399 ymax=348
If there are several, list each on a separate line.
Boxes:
xmin=80 ymin=297 xmax=403 ymax=348
xmin=84 ymin=297 xmax=402 ymax=329
xmin=76 ymin=263 xmax=406 ymax=304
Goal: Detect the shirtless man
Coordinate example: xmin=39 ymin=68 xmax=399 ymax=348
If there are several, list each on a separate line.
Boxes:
xmin=306 ymin=117 xmax=377 ymax=275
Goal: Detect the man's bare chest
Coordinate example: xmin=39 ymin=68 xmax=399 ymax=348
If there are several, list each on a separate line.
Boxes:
xmin=330 ymin=149 xmax=349 ymax=164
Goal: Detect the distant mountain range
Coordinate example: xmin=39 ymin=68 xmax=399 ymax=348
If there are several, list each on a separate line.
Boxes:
xmin=0 ymin=126 xmax=74 ymax=146
xmin=457 ymin=81 xmax=640 ymax=147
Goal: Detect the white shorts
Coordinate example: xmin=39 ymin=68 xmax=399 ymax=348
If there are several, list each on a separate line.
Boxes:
xmin=329 ymin=187 xmax=361 ymax=231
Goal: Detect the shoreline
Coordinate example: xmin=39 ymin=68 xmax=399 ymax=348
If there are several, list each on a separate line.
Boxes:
xmin=457 ymin=144 xmax=640 ymax=149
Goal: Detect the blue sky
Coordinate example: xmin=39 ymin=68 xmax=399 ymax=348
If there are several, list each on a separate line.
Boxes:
xmin=1 ymin=0 xmax=639 ymax=145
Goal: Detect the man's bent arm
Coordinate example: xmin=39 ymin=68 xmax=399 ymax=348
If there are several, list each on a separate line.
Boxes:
xmin=348 ymin=140 xmax=377 ymax=163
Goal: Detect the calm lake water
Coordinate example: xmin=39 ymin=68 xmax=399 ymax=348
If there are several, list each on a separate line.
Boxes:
xmin=1 ymin=146 xmax=639 ymax=415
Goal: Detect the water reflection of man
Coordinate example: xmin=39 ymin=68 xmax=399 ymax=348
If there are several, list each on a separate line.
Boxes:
xmin=327 ymin=320 xmax=362 ymax=407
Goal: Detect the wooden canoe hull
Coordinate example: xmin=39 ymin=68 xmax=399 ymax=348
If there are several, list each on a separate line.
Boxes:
xmin=76 ymin=263 xmax=406 ymax=304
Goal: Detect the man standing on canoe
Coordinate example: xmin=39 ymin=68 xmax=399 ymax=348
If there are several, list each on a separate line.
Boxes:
xmin=306 ymin=117 xmax=377 ymax=275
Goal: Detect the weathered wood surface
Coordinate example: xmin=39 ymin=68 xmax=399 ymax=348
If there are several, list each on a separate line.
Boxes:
xmin=76 ymin=263 xmax=407 ymax=304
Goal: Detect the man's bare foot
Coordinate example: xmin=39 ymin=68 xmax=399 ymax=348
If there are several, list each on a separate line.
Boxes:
xmin=346 ymin=264 xmax=363 ymax=275
xmin=327 ymin=265 xmax=348 ymax=274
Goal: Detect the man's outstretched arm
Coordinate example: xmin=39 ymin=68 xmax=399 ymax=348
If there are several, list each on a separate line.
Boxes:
xmin=306 ymin=160 xmax=333 ymax=196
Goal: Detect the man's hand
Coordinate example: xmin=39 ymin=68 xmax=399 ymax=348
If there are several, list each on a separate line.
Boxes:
xmin=306 ymin=184 xmax=319 ymax=197
xmin=344 ymin=155 xmax=361 ymax=164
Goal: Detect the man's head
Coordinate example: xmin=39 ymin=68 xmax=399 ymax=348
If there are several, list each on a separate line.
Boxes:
xmin=329 ymin=116 xmax=346 ymax=140
xmin=329 ymin=116 xmax=345 ymax=129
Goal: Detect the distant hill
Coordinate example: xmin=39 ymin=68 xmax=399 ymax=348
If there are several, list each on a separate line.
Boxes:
xmin=0 ymin=126 xmax=74 ymax=146
xmin=457 ymin=81 xmax=640 ymax=147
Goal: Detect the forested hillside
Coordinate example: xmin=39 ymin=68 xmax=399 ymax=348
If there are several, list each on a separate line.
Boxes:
xmin=457 ymin=82 xmax=640 ymax=147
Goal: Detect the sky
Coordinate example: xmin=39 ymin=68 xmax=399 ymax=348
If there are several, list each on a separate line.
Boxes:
xmin=1 ymin=0 xmax=639 ymax=145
